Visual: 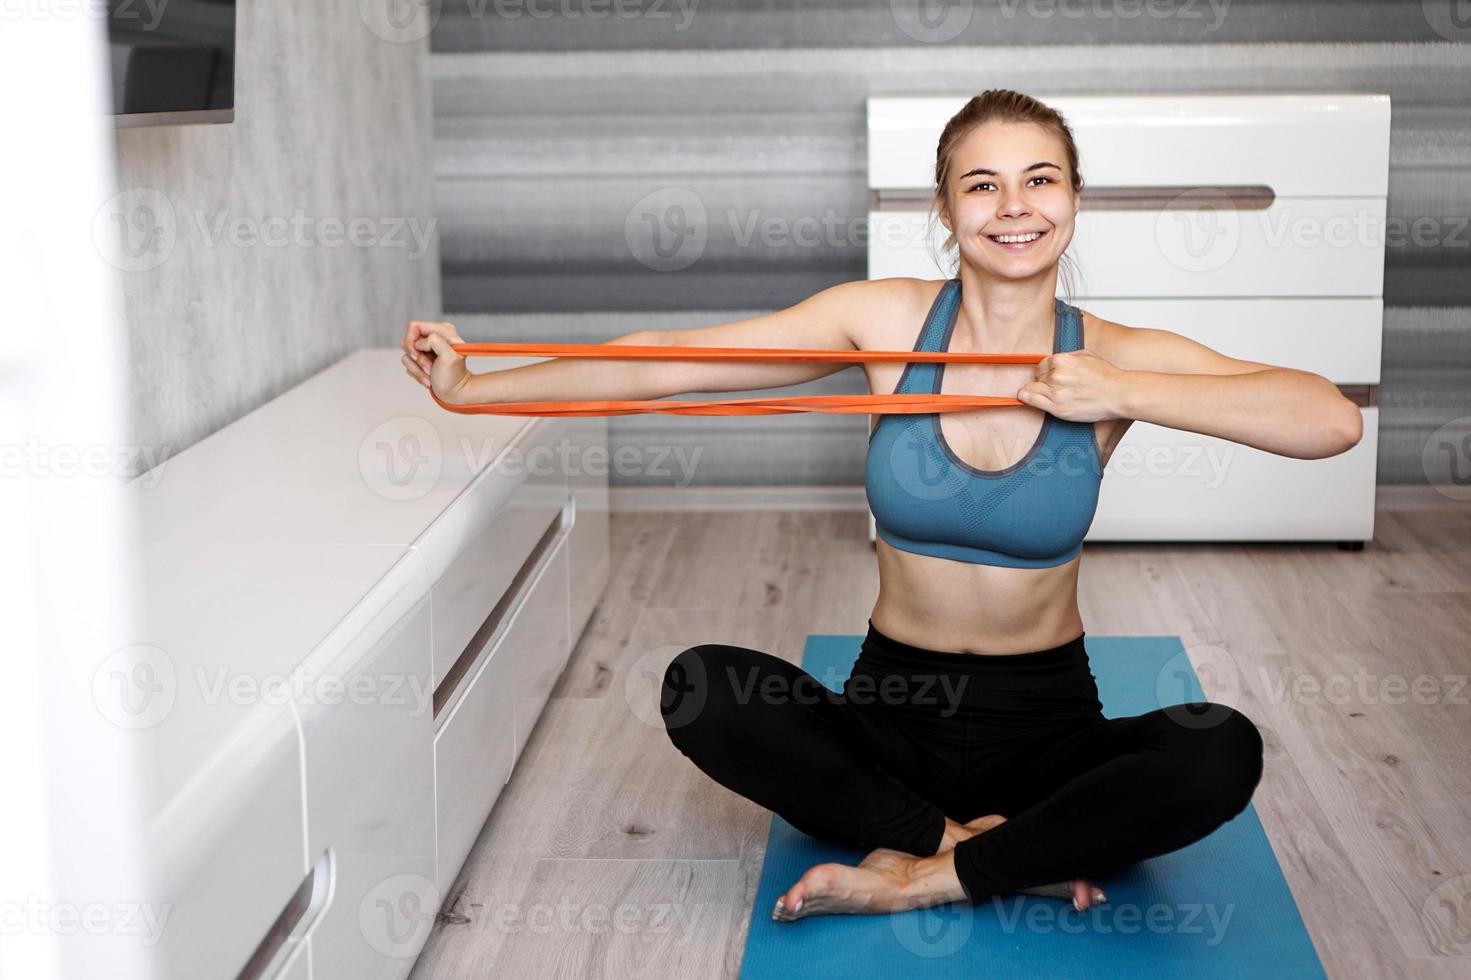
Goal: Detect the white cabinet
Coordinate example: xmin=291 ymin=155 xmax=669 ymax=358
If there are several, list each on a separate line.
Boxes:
xmin=866 ymin=94 xmax=1389 ymax=544
xmin=432 ymin=504 xmax=573 ymax=895
xmin=293 ymin=550 xmax=437 ymax=979
xmin=122 ymin=350 xmax=609 ymax=980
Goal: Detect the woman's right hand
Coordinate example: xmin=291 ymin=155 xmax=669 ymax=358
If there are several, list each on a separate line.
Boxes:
xmin=403 ymin=320 xmax=471 ymax=404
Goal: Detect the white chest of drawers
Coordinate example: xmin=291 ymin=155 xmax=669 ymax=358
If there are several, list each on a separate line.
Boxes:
xmin=119 ymin=349 xmax=608 ymax=980
xmin=866 ymin=93 xmax=1388 ymax=546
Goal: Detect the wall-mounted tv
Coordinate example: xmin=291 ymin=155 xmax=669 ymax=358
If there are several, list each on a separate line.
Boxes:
xmin=108 ymin=0 xmax=235 ymax=127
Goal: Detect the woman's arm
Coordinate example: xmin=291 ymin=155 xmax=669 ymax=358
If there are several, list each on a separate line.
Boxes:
xmin=405 ymin=279 xmax=880 ymax=406
xmin=1105 ymin=319 xmax=1363 ymax=460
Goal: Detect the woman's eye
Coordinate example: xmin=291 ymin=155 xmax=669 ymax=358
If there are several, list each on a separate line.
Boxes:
xmin=967 ymin=176 xmax=1053 ymax=192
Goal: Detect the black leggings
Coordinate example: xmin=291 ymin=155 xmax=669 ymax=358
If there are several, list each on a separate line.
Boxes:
xmin=660 ymin=620 xmax=1264 ymax=902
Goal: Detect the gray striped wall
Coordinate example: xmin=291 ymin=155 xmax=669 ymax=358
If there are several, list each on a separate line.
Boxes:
xmin=430 ymin=1 xmax=1471 ymax=487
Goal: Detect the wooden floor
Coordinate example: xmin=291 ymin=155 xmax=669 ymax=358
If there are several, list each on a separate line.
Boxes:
xmin=408 ymin=486 xmax=1471 ymax=979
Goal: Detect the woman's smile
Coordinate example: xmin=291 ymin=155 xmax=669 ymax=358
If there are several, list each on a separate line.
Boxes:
xmin=985 ymin=227 xmax=1050 ymax=252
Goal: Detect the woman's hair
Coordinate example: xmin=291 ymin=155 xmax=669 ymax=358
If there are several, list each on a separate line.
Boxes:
xmin=925 ymin=89 xmax=1084 ymax=304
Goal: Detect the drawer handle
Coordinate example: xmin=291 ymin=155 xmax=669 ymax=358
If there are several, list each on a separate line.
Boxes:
xmin=872 ymin=185 xmax=1276 ymax=212
xmin=234 ymin=849 xmax=333 ymax=980
xmin=433 ymin=501 xmax=571 ymax=718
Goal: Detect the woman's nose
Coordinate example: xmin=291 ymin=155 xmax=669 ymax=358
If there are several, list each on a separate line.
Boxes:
xmin=997 ymin=190 xmax=1031 ymax=218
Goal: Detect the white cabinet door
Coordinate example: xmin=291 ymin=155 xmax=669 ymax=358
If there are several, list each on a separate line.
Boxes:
xmin=434 ymin=520 xmax=573 ymax=895
xmin=295 ymin=551 xmax=437 ymax=980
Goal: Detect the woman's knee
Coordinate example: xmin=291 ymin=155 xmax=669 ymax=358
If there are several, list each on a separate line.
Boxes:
xmin=660 ymin=644 xmax=725 ymax=740
xmin=1147 ymin=702 xmax=1264 ymax=815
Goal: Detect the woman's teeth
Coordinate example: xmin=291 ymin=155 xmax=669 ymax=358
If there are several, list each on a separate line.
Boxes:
xmin=989 ymin=231 xmax=1044 ymax=245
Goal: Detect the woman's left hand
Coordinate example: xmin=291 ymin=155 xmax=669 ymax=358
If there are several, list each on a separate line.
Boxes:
xmin=1016 ymin=349 xmax=1129 ymax=422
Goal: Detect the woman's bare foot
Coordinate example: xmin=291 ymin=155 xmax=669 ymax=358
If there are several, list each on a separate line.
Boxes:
xmin=771 ymin=848 xmax=966 ymax=922
xmin=937 ymin=813 xmax=1107 ymax=911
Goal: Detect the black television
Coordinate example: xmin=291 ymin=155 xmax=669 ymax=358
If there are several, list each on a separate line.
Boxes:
xmin=108 ymin=0 xmax=236 ymax=127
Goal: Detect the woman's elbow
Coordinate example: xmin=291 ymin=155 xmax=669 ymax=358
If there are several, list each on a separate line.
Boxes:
xmin=1323 ymin=398 xmax=1364 ymax=457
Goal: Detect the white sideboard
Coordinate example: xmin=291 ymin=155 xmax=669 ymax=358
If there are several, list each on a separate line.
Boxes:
xmin=117 ymin=349 xmax=608 ymax=979
xmin=865 ymin=93 xmax=1388 ymax=545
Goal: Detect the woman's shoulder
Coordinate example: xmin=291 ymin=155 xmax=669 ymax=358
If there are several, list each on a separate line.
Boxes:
xmin=1076 ymin=307 xmax=1125 ymax=359
xmin=844 ymin=277 xmax=949 ymax=350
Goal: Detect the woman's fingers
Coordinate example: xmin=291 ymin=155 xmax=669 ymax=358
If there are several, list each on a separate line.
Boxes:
xmin=401 ymin=353 xmax=428 ymax=387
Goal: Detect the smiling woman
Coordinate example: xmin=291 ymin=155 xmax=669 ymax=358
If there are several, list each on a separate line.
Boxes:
xmin=927 ymin=88 xmax=1086 ymax=305
xmin=399 ymin=88 xmax=1369 ymax=930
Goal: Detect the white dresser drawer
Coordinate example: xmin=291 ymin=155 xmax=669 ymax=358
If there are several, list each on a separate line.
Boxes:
xmin=1078 ymin=298 xmax=1382 ymax=385
xmin=293 ymin=550 xmax=436 ymax=980
xmin=148 ymin=703 xmax=304 ymax=980
xmin=418 ymin=417 xmax=569 ymax=687
xmin=869 ymin=94 xmax=1390 ymax=197
xmin=867 ymin=203 xmax=1386 ymax=298
xmin=432 ymin=504 xmax=573 ymax=895
xmin=1088 ymin=408 xmax=1378 ymax=542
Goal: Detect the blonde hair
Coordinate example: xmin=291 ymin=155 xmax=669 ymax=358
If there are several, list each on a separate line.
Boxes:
xmin=925 ymin=89 xmax=1084 ymax=303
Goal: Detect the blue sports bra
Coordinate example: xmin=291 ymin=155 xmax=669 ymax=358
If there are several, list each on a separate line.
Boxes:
xmin=865 ymin=278 xmax=1104 ymax=568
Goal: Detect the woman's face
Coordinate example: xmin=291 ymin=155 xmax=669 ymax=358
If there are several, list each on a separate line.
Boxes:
xmin=937 ymin=120 xmax=1080 ymax=282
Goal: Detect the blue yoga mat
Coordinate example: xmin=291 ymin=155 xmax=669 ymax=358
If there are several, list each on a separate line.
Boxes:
xmin=739 ymin=635 xmax=1325 ymax=979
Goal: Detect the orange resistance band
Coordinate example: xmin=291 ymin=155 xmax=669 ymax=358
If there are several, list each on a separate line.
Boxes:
xmin=428 ymin=341 xmax=1046 ymax=417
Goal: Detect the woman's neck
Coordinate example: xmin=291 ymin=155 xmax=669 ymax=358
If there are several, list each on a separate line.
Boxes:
xmin=951 ymin=267 xmax=1059 ymax=354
